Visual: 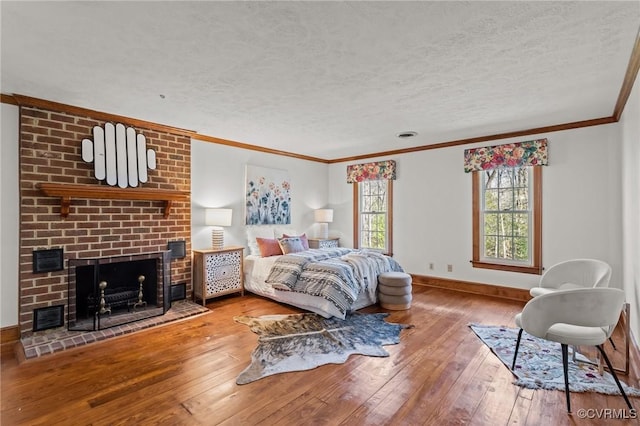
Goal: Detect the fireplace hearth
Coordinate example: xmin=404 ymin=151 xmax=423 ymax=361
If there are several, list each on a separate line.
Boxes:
xmin=68 ymin=251 xmax=172 ymax=331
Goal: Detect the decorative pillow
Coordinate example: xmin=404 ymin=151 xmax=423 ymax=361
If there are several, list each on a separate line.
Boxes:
xmin=283 ymin=233 xmax=309 ymax=250
xmin=256 ymin=237 xmax=283 ymax=257
xmin=274 ymin=227 xmax=298 ymax=238
xmin=278 ymin=237 xmax=306 ymax=254
xmin=247 ymin=227 xmax=276 ymax=256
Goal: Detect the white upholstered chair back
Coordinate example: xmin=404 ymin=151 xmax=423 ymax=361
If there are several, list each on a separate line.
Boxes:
xmin=530 ymin=259 xmax=612 ymax=297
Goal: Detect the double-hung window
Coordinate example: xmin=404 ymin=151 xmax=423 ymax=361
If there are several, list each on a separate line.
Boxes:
xmin=468 ymin=140 xmax=546 ymax=275
xmin=354 ymin=179 xmax=393 ymax=254
xmin=348 ymin=160 xmax=396 ymax=256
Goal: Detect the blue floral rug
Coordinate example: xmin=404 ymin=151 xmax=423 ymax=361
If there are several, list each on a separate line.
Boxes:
xmin=470 ymin=323 xmax=640 ymax=396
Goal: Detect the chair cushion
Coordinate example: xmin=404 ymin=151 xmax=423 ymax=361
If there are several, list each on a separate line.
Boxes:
xmin=529 ymin=283 xmax=583 ymax=297
xmin=544 ymin=323 xmax=608 ymax=346
xmin=515 ymin=313 xmax=608 ymax=346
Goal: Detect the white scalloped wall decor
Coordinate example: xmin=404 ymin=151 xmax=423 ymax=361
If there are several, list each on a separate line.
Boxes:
xmin=81 ymin=123 xmax=157 ymax=188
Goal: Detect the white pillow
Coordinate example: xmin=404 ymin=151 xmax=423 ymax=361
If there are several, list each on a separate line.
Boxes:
xmin=274 ymin=227 xmax=298 ymax=239
xmin=246 ymin=227 xmax=276 ymax=256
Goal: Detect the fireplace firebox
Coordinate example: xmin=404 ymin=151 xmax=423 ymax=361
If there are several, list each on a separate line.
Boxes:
xmin=68 ymin=251 xmax=172 ymax=331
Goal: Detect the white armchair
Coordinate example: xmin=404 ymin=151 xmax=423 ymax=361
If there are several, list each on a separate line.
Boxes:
xmin=511 ymin=288 xmax=632 ymax=413
xmin=529 ymin=259 xmax=612 ymax=298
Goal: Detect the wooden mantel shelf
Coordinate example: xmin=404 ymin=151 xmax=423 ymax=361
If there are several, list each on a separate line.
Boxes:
xmin=37 ymin=183 xmax=190 ymax=218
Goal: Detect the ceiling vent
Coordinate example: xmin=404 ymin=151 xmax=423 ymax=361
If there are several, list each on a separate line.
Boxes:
xmin=396 ymin=131 xmax=418 ymax=139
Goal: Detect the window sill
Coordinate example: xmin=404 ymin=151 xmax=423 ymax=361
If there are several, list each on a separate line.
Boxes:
xmin=471 ymin=260 xmax=542 ymax=275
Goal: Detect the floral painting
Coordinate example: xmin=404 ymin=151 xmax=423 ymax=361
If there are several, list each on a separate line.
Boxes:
xmin=245 ymin=165 xmax=291 ymax=225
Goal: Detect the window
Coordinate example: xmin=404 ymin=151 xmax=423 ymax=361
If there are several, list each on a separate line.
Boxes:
xmin=353 ymin=179 xmax=393 ymax=255
xmin=472 ymin=166 xmax=542 ymax=274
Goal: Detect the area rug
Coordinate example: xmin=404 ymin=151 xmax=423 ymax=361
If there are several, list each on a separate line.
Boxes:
xmin=234 ymin=312 xmax=413 ymax=384
xmin=470 ymin=323 xmax=640 ymax=396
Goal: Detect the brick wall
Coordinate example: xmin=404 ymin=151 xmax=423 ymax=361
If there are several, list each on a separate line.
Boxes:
xmin=19 ymin=106 xmax=191 ymax=334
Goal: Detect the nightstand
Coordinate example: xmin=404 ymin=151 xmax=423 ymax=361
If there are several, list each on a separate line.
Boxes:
xmin=308 ymin=238 xmax=340 ymax=249
xmin=192 ymin=246 xmax=244 ymax=306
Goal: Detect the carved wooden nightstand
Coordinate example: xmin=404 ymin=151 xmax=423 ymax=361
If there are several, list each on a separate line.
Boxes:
xmin=192 ymin=246 xmax=244 ymax=306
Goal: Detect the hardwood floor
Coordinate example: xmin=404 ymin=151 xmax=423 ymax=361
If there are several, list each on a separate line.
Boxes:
xmin=2 ymin=286 xmax=638 ymax=425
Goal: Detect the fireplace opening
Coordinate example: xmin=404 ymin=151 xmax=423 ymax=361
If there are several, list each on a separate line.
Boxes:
xmin=68 ymin=251 xmax=172 ymax=331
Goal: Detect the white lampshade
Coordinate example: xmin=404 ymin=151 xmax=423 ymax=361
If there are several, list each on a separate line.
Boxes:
xmin=205 ymin=208 xmax=233 ymax=227
xmin=205 ymin=208 xmax=232 ymax=249
xmin=314 ymin=209 xmax=334 ymax=223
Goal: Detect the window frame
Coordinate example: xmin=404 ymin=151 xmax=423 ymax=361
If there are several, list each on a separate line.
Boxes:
xmin=353 ymin=179 xmax=393 ymax=256
xmin=472 ymin=166 xmax=542 ymax=275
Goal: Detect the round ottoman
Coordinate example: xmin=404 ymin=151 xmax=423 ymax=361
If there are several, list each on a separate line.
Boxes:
xmin=378 ymin=272 xmax=412 ymax=310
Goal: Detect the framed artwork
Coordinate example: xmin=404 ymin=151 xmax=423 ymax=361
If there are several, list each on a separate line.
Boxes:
xmin=245 ymin=165 xmax=291 ymax=225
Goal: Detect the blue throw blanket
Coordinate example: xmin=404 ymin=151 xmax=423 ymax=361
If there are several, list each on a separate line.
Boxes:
xmin=265 ymin=248 xmax=403 ymax=318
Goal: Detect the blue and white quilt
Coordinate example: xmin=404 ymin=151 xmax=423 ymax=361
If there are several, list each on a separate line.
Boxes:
xmin=265 ymin=248 xmax=403 ymax=318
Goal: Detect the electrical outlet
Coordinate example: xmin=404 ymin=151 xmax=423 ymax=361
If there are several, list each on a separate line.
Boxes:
xmin=447 ymin=264 xmax=453 ymax=272
xmin=429 ymin=263 xmax=434 ymax=270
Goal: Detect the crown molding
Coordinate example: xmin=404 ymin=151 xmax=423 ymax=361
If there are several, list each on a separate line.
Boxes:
xmin=613 ymin=27 xmax=640 ymax=121
xmin=327 ymin=116 xmax=616 ymax=164
xmin=192 ymin=133 xmax=329 ymax=164
xmin=9 ymin=94 xmax=197 ymax=137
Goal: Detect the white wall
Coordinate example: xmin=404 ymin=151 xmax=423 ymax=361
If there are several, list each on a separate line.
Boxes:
xmin=191 ymin=140 xmax=330 ymax=251
xmin=329 ymin=124 xmax=623 ymax=291
xmin=621 ymin=71 xmax=640 ymax=344
xmin=1 ymin=103 xmax=20 ymax=328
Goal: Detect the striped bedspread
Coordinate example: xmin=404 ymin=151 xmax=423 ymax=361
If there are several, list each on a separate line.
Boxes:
xmin=265 ymin=248 xmax=403 ymax=318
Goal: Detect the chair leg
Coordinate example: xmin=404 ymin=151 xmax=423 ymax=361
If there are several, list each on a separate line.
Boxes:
xmin=609 ymin=337 xmax=617 ymax=350
xmin=596 ymin=345 xmax=633 ymax=410
xmin=561 ymin=344 xmax=571 ymax=413
xmin=512 ymin=328 xmax=523 ymax=370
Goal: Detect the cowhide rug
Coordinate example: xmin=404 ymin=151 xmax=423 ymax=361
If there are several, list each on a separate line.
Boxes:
xmin=234 ymin=312 xmax=413 ymax=385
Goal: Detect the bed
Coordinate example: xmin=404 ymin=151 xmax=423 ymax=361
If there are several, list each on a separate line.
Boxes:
xmin=243 ymin=227 xmax=404 ymax=319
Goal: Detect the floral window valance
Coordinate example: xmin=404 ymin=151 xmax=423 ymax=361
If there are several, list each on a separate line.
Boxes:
xmin=347 ymin=160 xmax=396 ymax=183
xmin=464 ymin=139 xmax=548 ymax=173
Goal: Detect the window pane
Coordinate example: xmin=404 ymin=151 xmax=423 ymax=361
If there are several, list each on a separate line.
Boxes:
xmin=497 ymin=213 xmax=514 ymax=237
xmin=484 ymin=189 xmax=498 ymax=210
xmin=515 ymin=188 xmax=529 ymax=210
xmin=515 ymin=168 xmax=528 ymax=187
xmin=514 ymin=237 xmax=528 ymax=260
xmin=484 ymin=236 xmax=498 ymax=258
xmin=497 ymin=237 xmax=513 ymax=259
xmin=484 ymin=213 xmax=498 ymax=235
xmin=513 ymin=213 xmax=529 ymax=236
xmin=498 ymin=189 xmax=514 ymax=211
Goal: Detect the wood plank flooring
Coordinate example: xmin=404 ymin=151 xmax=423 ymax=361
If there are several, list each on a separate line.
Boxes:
xmin=2 ymin=286 xmax=639 ymax=425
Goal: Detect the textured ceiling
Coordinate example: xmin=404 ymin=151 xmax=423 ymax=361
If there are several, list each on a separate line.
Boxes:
xmin=2 ymin=1 xmax=639 ymax=160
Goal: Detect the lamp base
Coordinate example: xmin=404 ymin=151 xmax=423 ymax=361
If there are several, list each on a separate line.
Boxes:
xmin=318 ymin=223 xmax=328 ymax=239
xmin=212 ymin=228 xmax=224 ymax=250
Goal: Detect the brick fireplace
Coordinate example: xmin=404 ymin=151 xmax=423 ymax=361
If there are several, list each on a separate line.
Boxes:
xmin=18 ymin=98 xmax=192 ymax=335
